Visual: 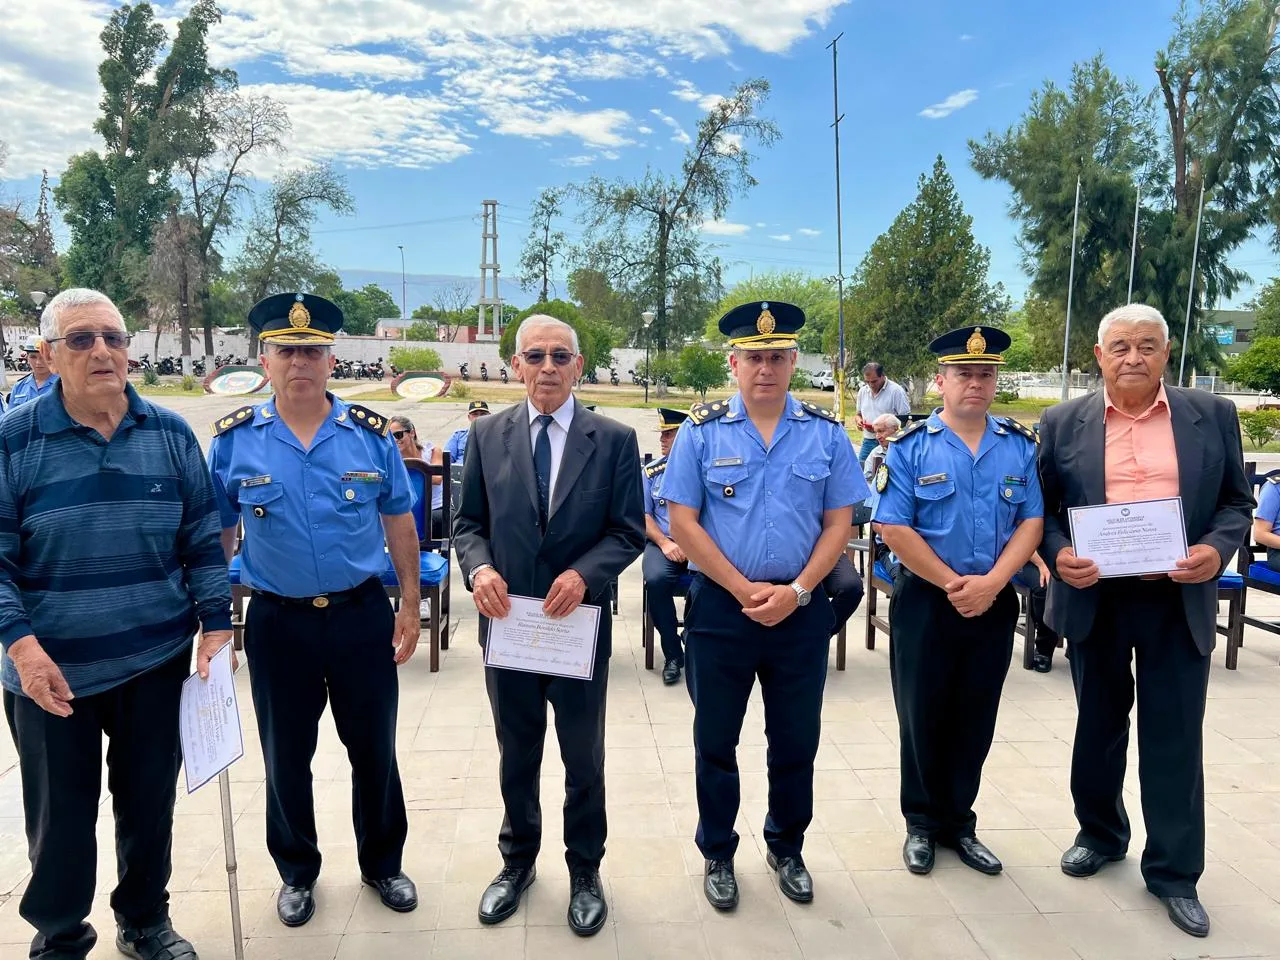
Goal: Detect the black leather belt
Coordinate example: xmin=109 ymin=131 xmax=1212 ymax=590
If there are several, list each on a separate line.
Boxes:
xmin=252 ymin=577 xmax=378 ymax=609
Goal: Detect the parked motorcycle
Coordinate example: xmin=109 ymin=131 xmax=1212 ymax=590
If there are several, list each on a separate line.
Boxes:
xmin=480 ymin=362 xmax=489 ymax=382
xmin=610 ymin=367 xmax=620 ymax=386
xmin=586 ymin=368 xmax=598 ymax=385
xmin=459 ymin=362 xmax=470 ymax=381
xmin=499 ymin=365 xmax=509 ymax=383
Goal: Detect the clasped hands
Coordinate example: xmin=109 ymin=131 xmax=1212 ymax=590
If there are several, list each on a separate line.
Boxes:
xmin=472 ymin=566 xmax=587 ymax=620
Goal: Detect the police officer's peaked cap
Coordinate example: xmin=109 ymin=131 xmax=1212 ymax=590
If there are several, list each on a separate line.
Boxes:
xmin=467 ymin=400 xmax=490 ymax=415
xmin=21 ymin=338 xmax=39 ymax=352
xmin=249 ymin=292 xmax=343 ymax=345
xmin=657 ymin=407 xmax=689 ymax=431
xmin=929 ymin=325 xmax=1010 ymax=365
xmin=718 ymin=300 xmax=804 ymax=350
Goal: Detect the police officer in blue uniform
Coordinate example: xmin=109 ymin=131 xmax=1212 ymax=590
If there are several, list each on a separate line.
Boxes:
xmin=207 ymin=293 xmax=423 ymax=927
xmin=873 ymin=325 xmax=1043 ymax=877
xmin=8 ymin=338 xmax=59 ymax=407
xmin=445 ymin=399 xmax=490 ymax=464
xmin=663 ymin=301 xmax=867 ymax=910
xmin=642 ymin=407 xmax=691 ymax=685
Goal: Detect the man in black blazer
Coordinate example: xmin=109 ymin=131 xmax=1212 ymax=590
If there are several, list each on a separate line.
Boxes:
xmin=1038 ymin=304 xmax=1252 ymax=939
xmin=453 ymin=315 xmax=644 ymax=937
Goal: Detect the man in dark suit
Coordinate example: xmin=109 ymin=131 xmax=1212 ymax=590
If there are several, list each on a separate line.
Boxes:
xmin=453 ymin=314 xmax=645 ymax=937
xmin=1038 ymin=304 xmax=1252 ymax=939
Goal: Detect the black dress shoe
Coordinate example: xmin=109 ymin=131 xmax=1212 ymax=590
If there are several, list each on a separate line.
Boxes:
xmin=1060 ymin=844 xmax=1125 ymax=878
xmin=362 ymin=871 xmax=418 ymax=912
xmin=1032 ymin=652 xmax=1053 ymax=673
xmin=947 ymin=836 xmax=1002 ymax=875
xmin=703 ymin=859 xmax=738 ymax=910
xmin=567 ymin=870 xmax=608 ymax=937
xmin=766 ymin=852 xmax=813 ymax=903
xmin=478 ymin=865 xmax=536 ymax=925
xmin=276 ymin=884 xmax=316 ymax=927
xmin=662 ymin=659 xmax=682 ymax=685
xmin=115 ymin=919 xmax=197 ymax=959
xmin=903 ymin=834 xmax=935 ymax=875
xmin=1161 ymin=895 xmax=1209 ymax=937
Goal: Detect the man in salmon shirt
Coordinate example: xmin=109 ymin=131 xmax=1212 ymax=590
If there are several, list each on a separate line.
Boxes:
xmin=1037 ymin=303 xmax=1252 ymax=939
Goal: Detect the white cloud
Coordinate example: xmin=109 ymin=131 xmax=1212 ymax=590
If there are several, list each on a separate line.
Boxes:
xmin=636 ymin=125 xmax=654 ymax=134
xmin=701 ymin=220 xmax=751 ymax=235
xmin=919 ymin=89 xmax=979 ymax=119
xmin=556 ymin=154 xmax=598 ymax=167
xmin=959 ymin=33 xmax=975 ymax=41
xmin=755 ymin=221 xmax=768 ymax=227
xmin=651 ymin=108 xmax=692 ymax=145
xmin=797 ymin=227 xmax=821 ymax=236
xmin=490 ymin=107 xmax=633 ymax=148
xmin=769 ymin=233 xmax=792 ymax=242
xmin=671 ymin=78 xmax=724 ymax=111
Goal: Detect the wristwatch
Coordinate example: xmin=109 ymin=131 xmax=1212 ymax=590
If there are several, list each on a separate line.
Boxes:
xmin=468 ymin=563 xmax=494 ymax=588
xmin=790 ymin=582 xmax=812 ymax=606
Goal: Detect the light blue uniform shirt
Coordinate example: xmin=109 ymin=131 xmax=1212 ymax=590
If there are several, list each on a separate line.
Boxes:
xmin=1256 ymin=479 xmax=1280 ymax=531
xmin=445 ymin=427 xmax=469 ymax=464
xmin=643 ymin=456 xmax=672 ymax=537
xmin=208 ymin=395 xmax=412 ymax=597
xmin=662 ymin=392 xmax=867 ymax=582
xmin=872 ymin=410 xmax=1042 ymax=576
xmin=8 ymin=372 xmax=59 ymax=408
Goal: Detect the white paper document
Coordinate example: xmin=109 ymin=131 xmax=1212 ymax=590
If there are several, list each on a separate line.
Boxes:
xmin=484 ymin=595 xmax=601 ymax=680
xmin=1068 ymin=497 xmax=1190 ymax=578
xmin=180 ymin=642 xmax=245 ymax=794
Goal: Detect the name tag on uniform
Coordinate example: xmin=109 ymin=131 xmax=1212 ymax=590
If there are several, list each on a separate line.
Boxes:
xmin=918 ymin=473 xmax=949 ymax=486
xmin=712 ymin=457 xmax=744 ymax=467
xmin=341 ymin=471 xmax=382 ymax=482
xmin=1003 ymin=475 xmax=1027 ymax=486
xmin=241 ymin=475 xmax=272 ymax=487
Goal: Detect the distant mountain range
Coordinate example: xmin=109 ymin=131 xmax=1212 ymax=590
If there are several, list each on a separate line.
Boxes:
xmin=338 ymin=269 xmax=532 ymax=317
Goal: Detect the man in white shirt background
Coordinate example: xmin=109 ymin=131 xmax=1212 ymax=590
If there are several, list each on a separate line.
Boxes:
xmin=855 ymin=363 xmax=911 ymax=463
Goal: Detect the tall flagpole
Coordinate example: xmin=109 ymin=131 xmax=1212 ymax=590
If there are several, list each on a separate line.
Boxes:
xmin=828 ymin=33 xmax=847 ymax=422
xmin=1178 ymin=179 xmax=1207 ymax=386
xmin=1127 ymin=180 xmax=1141 ymax=304
xmin=1060 ymin=175 xmax=1082 ymax=403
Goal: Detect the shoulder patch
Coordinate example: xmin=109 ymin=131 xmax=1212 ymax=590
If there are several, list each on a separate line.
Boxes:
xmin=644 ymin=456 xmax=668 ymax=478
xmin=1001 ymin=416 xmax=1039 ymax=445
xmin=348 ymin=404 xmax=390 ymax=436
xmin=689 ymin=401 xmax=731 ymax=426
xmin=887 ymin=419 xmax=928 ymax=443
xmin=211 ymin=405 xmax=257 ymax=437
xmin=801 ymin=400 xmax=840 ymax=423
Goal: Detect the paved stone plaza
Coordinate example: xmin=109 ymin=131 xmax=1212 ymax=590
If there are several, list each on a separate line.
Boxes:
xmin=1 ymin=394 xmax=1279 ymax=959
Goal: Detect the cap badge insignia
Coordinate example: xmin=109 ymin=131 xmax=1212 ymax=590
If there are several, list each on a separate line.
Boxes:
xmin=756 ymin=302 xmax=776 ymax=335
xmin=288 ymin=300 xmax=310 ymax=329
xmin=966 ymin=327 xmax=986 ymax=356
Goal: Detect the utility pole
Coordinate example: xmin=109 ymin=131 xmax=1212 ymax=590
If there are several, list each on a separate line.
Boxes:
xmin=1126 ymin=181 xmax=1141 ymax=304
xmin=397 ymin=245 xmax=407 ymax=320
xmin=827 ymin=32 xmax=848 ymax=422
xmin=1178 ymin=179 xmax=1207 ymax=386
xmin=478 ymin=200 xmax=503 ymax=340
xmin=1060 ymin=175 xmax=1082 ymax=403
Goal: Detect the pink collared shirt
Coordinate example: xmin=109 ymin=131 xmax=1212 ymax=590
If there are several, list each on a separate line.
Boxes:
xmin=1103 ymin=384 xmax=1179 ymax=503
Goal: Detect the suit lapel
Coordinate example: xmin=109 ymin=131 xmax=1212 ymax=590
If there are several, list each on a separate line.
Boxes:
xmin=1076 ymin=390 xmax=1108 ymax=506
xmin=549 ymin=399 xmax=596 ymax=520
xmin=1168 ymin=388 xmax=1204 ymax=526
xmin=503 ymin=403 xmax=541 ymax=516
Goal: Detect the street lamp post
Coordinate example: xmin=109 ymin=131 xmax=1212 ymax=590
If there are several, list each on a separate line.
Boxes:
xmin=397 ymin=245 xmax=407 ymax=320
xmin=641 ymin=310 xmax=655 ymax=405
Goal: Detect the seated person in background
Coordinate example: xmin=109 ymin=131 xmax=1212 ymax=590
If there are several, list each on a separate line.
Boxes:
xmin=862 ymin=413 xmax=902 ymax=481
xmin=1019 ymin=552 xmax=1061 ymax=673
xmin=390 ymin=415 xmax=444 ymax=537
xmin=1253 ymin=475 xmax=1280 ymax=571
xmin=643 ymin=408 xmax=691 ymax=685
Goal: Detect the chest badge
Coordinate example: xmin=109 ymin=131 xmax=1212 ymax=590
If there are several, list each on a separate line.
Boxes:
xmin=875 ymin=463 xmax=889 ymax=493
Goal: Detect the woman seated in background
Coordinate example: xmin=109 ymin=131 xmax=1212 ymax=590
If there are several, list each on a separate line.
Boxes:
xmin=390 ymin=415 xmax=444 ymax=538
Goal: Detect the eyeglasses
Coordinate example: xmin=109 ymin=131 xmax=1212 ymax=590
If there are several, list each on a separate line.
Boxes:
xmin=391 ymin=429 xmax=410 ymax=440
xmin=45 ymin=330 xmax=131 ymax=351
xmin=520 ymin=349 xmax=576 ymax=367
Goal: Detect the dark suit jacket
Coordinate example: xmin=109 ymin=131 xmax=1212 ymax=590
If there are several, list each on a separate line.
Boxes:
xmin=1038 ymin=386 xmax=1253 ymax=655
xmin=453 ymin=398 xmax=645 ymax=658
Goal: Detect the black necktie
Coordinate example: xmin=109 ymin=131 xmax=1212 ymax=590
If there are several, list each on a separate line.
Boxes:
xmin=534 ymin=413 xmax=554 ymax=525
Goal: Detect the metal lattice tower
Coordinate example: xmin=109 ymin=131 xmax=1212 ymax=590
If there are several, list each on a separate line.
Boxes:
xmin=477 ymin=200 xmax=503 ymax=340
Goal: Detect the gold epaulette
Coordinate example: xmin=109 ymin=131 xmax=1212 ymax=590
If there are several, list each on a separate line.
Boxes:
xmin=800 ymin=400 xmax=839 ymax=423
xmin=211 ymin=406 xmax=257 ymax=437
xmin=644 ymin=456 xmax=668 ymax=478
xmin=688 ymin=400 xmax=731 ymax=425
xmin=887 ymin=419 xmax=927 ymax=443
xmin=1001 ymin=416 xmax=1039 ymax=445
xmin=348 ymin=404 xmax=390 ymax=436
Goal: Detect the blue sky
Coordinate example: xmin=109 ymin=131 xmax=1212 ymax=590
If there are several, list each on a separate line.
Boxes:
xmin=2 ymin=0 xmax=1275 ymax=312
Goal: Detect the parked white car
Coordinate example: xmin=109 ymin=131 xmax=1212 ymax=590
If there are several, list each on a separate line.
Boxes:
xmin=809 ymin=370 xmax=835 ymax=391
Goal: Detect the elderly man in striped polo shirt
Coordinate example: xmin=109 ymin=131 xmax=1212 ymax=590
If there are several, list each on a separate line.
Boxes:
xmin=0 ymin=289 xmax=233 ymax=960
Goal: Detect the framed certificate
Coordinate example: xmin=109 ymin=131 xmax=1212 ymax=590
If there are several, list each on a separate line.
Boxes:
xmin=484 ymin=595 xmax=601 ymax=680
xmin=1067 ymin=497 xmax=1189 ymax=578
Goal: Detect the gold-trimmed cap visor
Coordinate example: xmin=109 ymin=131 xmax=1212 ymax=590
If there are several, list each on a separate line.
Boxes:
xmin=718 ymin=300 xmax=805 ymax=350
xmin=929 ymin=325 xmax=1011 ymax=365
xmin=249 ymin=292 xmax=343 ymax=344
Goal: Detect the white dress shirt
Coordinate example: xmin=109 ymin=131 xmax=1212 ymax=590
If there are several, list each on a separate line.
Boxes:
xmin=856 ymin=378 xmax=911 ymax=437
xmin=527 ymin=396 xmax=575 ymax=501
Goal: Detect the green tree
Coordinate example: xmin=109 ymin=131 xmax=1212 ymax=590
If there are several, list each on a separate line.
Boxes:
xmin=1238 ymin=409 xmax=1280 ymax=448
xmin=569 ymin=267 xmax=640 ymax=342
xmin=499 ymin=299 xmax=614 ymax=372
xmin=519 ymin=187 xmax=567 ymax=303
xmin=574 ymin=78 xmax=779 ymax=350
xmin=388 ymin=346 xmax=443 ymax=371
xmin=705 ymin=271 xmax=837 ymax=356
xmin=404 ymin=319 xmax=436 ymax=340
xmin=676 ymin=344 xmax=729 ymax=399
xmin=845 ymin=156 xmax=1008 ymax=400
xmin=1229 ymin=336 xmax=1280 ymax=393
xmin=1250 ymin=277 xmax=1280 ymax=338
xmin=334 ymin=283 xmax=399 ymax=336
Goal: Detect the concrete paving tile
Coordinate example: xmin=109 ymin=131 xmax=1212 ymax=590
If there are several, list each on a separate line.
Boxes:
xmin=850 ymin=869 xmax=955 ymax=917
xmin=875 ymin=915 xmax=988 ymax=960
xmin=614 ymin=922 xmax=709 ymax=960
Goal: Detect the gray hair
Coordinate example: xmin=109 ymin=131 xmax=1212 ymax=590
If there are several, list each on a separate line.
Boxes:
xmin=872 ymin=413 xmax=902 ymax=432
xmin=1096 ymin=303 xmax=1169 ymax=346
xmin=514 ymin=314 xmax=579 ymax=355
xmin=863 ymin=362 xmax=885 ymax=377
xmin=40 ymin=288 xmax=122 ymax=340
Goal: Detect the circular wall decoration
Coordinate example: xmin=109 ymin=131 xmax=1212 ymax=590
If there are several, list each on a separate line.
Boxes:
xmin=205 ymin=365 xmax=270 ymax=395
xmin=392 ymin=371 xmax=452 ymax=399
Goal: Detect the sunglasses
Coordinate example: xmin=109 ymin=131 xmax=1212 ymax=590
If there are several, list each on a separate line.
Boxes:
xmin=45 ymin=330 xmax=131 ymax=351
xmin=391 ymin=429 xmax=410 ymax=440
xmin=520 ymin=349 xmax=576 ymax=367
